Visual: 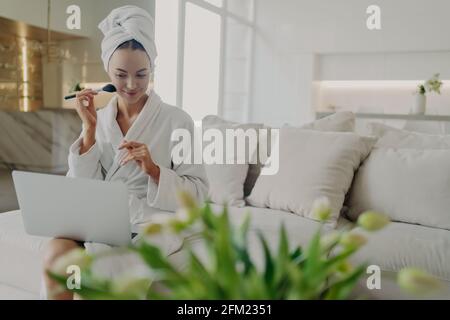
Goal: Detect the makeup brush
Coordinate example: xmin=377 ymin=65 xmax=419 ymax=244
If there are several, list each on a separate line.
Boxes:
xmin=64 ymin=84 xmax=116 ymax=100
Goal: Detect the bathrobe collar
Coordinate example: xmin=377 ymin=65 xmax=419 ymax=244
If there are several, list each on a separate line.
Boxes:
xmin=106 ymin=90 xmax=162 ymax=150
xmin=104 ymin=90 xmax=163 ymax=181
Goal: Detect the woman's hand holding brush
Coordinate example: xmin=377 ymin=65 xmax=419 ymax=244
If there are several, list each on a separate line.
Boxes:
xmin=74 ymin=88 xmax=98 ymax=155
xmin=69 ymin=84 xmax=116 ymax=155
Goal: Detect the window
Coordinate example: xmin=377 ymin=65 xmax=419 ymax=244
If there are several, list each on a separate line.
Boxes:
xmin=222 ymin=16 xmax=253 ymax=122
xmin=183 ymin=3 xmax=221 ymax=121
xmin=204 ymin=0 xmax=223 ymax=7
xmin=155 ymin=0 xmax=255 ymax=122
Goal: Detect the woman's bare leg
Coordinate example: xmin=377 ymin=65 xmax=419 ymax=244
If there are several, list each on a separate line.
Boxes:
xmin=43 ymin=238 xmax=80 ymax=300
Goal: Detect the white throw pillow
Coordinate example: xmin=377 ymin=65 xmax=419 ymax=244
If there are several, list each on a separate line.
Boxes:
xmin=245 ymin=111 xmax=356 ymax=197
xmin=347 ymin=122 xmax=450 ymax=230
xmin=202 ymin=115 xmax=263 ymax=207
xmin=368 ymin=122 xmax=450 ymax=149
xmin=246 ymin=128 xmax=375 ymax=225
xmin=301 ymin=111 xmax=355 ymax=132
xmin=202 ymin=112 xmax=356 ymax=208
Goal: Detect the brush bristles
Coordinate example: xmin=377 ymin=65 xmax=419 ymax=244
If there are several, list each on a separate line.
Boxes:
xmin=102 ymin=84 xmax=116 ymax=93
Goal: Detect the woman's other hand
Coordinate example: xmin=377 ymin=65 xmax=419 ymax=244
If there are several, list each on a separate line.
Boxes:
xmin=118 ymin=140 xmax=160 ymax=183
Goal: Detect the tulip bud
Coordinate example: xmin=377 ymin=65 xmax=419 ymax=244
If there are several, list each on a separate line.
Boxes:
xmin=337 ymin=260 xmax=353 ymax=274
xmin=168 ymin=217 xmax=187 ymax=233
xmin=311 ymin=197 xmax=332 ymax=222
xmin=357 ymin=211 xmax=390 ymax=231
xmin=177 ymin=191 xmax=197 ymax=210
xmin=175 ymin=208 xmax=192 ymax=223
xmin=143 ymin=213 xmax=180 ymax=236
xmin=397 ymin=268 xmax=441 ymax=296
xmin=144 ymin=223 xmax=163 ymax=235
xmin=112 ymin=276 xmax=152 ymax=299
xmin=339 ymin=232 xmax=367 ymax=250
xmin=51 ymin=248 xmax=92 ymax=275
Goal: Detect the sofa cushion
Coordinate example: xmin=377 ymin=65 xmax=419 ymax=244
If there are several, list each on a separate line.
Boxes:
xmin=0 ymin=283 xmax=39 ymax=300
xmin=347 ymin=122 xmax=450 ymax=230
xmin=350 ymin=270 xmax=450 ymax=300
xmin=247 ymin=128 xmax=375 ymax=226
xmin=172 ymin=204 xmax=353 ymax=273
xmin=349 ymin=221 xmax=450 ymax=282
xmin=0 ymin=211 xmax=50 ymax=296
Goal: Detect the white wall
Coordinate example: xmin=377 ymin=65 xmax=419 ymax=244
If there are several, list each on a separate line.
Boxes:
xmin=250 ymin=0 xmax=450 ymax=126
xmin=253 ymin=0 xmax=450 ymax=53
xmin=319 ymin=52 xmax=450 ymax=81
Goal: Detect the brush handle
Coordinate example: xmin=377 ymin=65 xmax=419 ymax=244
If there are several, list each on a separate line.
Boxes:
xmin=64 ymin=88 xmax=102 ymax=100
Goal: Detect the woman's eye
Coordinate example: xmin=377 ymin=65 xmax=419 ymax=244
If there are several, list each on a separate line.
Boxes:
xmin=137 ymin=74 xmax=147 ymax=78
xmin=116 ymin=74 xmax=126 ymax=78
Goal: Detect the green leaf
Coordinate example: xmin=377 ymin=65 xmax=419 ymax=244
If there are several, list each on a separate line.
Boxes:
xmin=137 ymin=242 xmax=186 ymax=283
xmin=303 ymin=229 xmax=327 ymax=290
xmin=277 ymin=224 xmax=289 ymax=262
xmin=201 ymin=202 xmax=218 ymax=231
xmin=304 ymin=229 xmax=322 ymax=274
xmin=257 ymin=231 xmax=275 ymax=289
xmin=236 ymin=212 xmax=251 ymax=246
xmin=290 ymin=247 xmax=303 ymax=263
xmin=324 ymin=265 xmax=367 ymax=300
xmin=233 ymin=212 xmax=254 ymax=275
xmin=187 ymin=250 xmax=221 ymax=297
xmin=323 ymin=247 xmax=357 ymax=272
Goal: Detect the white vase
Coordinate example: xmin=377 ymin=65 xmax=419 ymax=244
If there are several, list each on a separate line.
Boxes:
xmin=412 ymin=94 xmax=426 ymax=115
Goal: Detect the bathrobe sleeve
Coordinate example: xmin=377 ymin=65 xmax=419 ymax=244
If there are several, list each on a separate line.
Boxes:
xmin=66 ymin=128 xmax=104 ymax=180
xmin=146 ymin=117 xmax=209 ymax=212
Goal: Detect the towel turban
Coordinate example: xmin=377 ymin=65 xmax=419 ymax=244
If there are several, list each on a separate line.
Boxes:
xmin=98 ymin=5 xmax=158 ymax=72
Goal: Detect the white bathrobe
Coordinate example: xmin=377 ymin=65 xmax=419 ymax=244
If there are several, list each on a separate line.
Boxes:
xmin=67 ymin=90 xmax=208 ymax=226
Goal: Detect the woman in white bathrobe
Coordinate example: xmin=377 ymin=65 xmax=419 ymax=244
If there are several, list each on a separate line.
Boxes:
xmin=42 ymin=6 xmax=208 ymax=299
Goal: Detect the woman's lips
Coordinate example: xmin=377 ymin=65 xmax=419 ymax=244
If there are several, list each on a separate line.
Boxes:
xmin=124 ymin=91 xmax=138 ymax=97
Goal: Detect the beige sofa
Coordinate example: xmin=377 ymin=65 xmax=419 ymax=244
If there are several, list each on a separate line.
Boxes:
xmin=1 ymin=204 xmax=449 ymax=299
xmin=1 ymin=112 xmax=449 ymax=299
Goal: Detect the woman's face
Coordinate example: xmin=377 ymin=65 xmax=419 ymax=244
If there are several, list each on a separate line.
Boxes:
xmin=108 ymin=48 xmax=151 ymax=105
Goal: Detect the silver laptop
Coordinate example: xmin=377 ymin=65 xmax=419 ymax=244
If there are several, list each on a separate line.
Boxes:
xmin=12 ymin=171 xmax=132 ymax=246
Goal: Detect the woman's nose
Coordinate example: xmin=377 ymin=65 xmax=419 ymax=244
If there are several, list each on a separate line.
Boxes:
xmin=126 ymin=77 xmax=137 ymax=90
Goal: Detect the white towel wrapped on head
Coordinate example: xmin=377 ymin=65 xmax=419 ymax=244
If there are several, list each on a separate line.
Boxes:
xmin=98 ymin=5 xmax=158 ymax=72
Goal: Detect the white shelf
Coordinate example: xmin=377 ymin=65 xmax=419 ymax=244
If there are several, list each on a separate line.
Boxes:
xmin=316 ymin=112 xmax=450 ymax=122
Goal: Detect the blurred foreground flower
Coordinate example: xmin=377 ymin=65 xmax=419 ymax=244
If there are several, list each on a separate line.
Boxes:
xmin=51 ymin=248 xmax=92 ymax=275
xmin=112 ymin=276 xmax=152 ymax=299
xmin=398 ymin=268 xmax=442 ymax=296
xmin=357 ymin=211 xmax=390 ymax=231
xmin=311 ymin=197 xmax=331 ymax=221
xmin=339 ymin=232 xmax=367 ymax=250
